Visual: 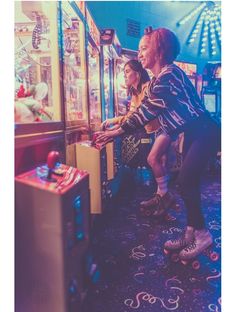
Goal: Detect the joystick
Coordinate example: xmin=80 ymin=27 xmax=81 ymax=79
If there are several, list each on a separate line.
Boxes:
xmin=41 ymin=151 xmax=60 ymax=182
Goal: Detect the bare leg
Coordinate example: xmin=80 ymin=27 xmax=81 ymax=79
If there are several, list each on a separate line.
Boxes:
xmin=147 ymin=133 xmax=171 ymax=178
xmin=140 ymin=133 xmax=172 ymax=211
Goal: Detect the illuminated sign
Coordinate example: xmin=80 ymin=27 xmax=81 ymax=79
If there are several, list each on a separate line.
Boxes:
xmin=174 ymin=61 xmax=197 ymax=76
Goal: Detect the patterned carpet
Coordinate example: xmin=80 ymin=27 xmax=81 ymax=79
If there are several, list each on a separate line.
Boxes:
xmin=82 ymin=174 xmax=221 ymax=312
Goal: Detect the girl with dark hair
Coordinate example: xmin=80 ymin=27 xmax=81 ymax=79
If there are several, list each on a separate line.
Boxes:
xmin=96 ymin=27 xmax=220 ymax=261
xmin=125 ymin=59 xmax=150 ymax=96
xmin=101 ymin=59 xmax=157 ymax=134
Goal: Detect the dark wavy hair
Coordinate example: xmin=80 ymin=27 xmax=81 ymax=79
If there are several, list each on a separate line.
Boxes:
xmin=144 ymin=27 xmax=180 ymax=65
xmin=124 ymin=59 xmax=150 ymax=96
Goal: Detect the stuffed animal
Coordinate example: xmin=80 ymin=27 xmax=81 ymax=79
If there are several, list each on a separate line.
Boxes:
xmin=15 ymin=82 xmax=50 ymax=123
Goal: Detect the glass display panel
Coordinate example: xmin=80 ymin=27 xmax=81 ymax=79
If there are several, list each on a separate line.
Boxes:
xmin=204 ymin=94 xmax=216 ymax=113
xmin=87 ymin=42 xmax=101 ymax=130
xmin=114 ymin=57 xmax=129 ymax=116
xmin=61 ymin=2 xmax=87 ymax=123
xmin=103 ymin=46 xmax=112 ymax=120
xmin=15 ymin=1 xmax=61 ymax=123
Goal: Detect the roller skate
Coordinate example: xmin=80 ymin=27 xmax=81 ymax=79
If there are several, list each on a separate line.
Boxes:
xmin=178 ymin=229 xmax=219 ymax=270
xmin=139 ymin=192 xmax=160 ymax=216
xmin=163 ymin=226 xmax=195 ymax=263
xmin=140 ymin=191 xmax=179 ymax=218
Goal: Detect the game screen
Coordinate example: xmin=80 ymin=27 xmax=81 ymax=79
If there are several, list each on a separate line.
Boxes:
xmin=203 ymin=94 xmax=216 ymax=113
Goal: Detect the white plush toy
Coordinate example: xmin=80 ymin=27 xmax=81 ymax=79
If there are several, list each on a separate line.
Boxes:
xmin=15 ymin=82 xmax=49 ymax=123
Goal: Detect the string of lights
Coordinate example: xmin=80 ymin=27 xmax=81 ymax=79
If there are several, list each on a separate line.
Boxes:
xmin=177 ymin=1 xmax=221 ymax=58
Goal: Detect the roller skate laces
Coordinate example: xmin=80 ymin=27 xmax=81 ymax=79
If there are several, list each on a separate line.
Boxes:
xmin=164 ymin=226 xmax=194 ymax=251
xmin=140 ymin=193 xmax=161 ymax=209
xmin=152 ymin=191 xmax=176 ymax=217
xmin=179 ymin=229 xmax=213 ymax=261
xmin=140 ymin=191 xmax=178 ymax=218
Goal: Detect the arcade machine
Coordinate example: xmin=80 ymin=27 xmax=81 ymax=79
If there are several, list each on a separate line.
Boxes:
xmin=15 ymin=1 xmax=65 ymax=174
xmin=60 ymin=1 xmax=89 ymax=168
xmin=15 ymin=151 xmax=90 ymax=312
xmin=100 ymin=28 xmax=122 ymax=122
xmin=100 ymin=28 xmax=123 ymax=198
xmin=201 ymin=62 xmax=221 ymax=120
xmin=75 ymin=6 xmax=114 ymax=216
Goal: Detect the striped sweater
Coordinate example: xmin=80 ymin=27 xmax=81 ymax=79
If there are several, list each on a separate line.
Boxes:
xmin=121 ymin=63 xmax=206 ymax=136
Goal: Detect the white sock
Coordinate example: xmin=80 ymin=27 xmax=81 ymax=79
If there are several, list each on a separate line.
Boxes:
xmin=156 ymin=175 xmax=168 ymax=197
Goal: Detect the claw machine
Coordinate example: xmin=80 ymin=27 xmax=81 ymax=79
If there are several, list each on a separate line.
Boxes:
xmin=15 ymin=1 xmax=65 ymax=174
xmin=100 ymin=28 xmax=123 ymax=198
xmin=100 ymin=28 xmax=122 ymax=123
xmin=60 ymin=1 xmax=89 ymax=167
xmin=75 ymin=7 xmax=111 ymax=217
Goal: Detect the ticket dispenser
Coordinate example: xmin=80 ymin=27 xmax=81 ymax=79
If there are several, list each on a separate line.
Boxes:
xmin=15 ymin=152 xmax=90 ymax=312
xmin=76 ymin=139 xmax=109 ymax=214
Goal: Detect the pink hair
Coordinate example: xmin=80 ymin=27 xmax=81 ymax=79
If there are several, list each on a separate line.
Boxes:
xmin=144 ymin=28 xmax=180 ymax=65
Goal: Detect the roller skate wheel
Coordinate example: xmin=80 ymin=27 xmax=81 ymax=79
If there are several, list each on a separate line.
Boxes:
xmin=171 ymin=253 xmax=179 ymax=262
xmin=210 ymin=251 xmax=219 ymax=261
xmin=163 ymin=248 xmax=170 ymax=255
xmin=192 ymin=260 xmax=200 ymax=270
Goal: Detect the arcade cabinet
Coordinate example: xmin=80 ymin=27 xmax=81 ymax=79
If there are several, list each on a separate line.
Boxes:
xmin=15 ymin=152 xmax=90 ymax=312
xmin=202 ymin=62 xmax=221 ymax=120
xmin=60 ymin=2 xmax=90 ymax=168
xmin=100 ymin=28 xmax=121 ymax=123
